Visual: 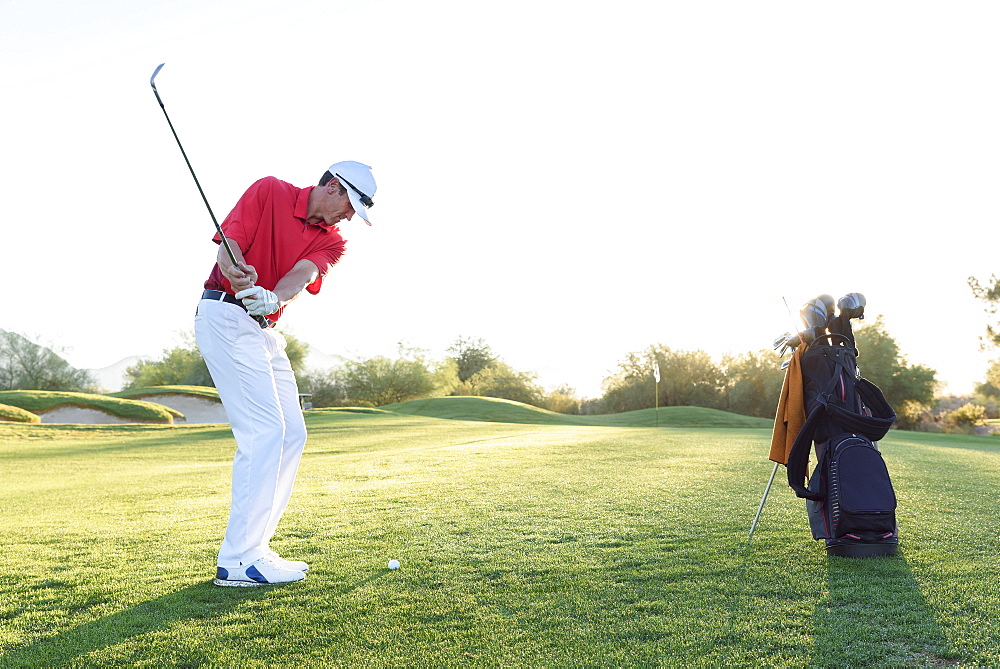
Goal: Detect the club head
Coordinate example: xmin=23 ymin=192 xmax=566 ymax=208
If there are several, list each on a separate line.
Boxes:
xmin=150 ymin=63 xmax=165 ymax=88
xmin=800 ymin=294 xmax=835 ymax=330
xmin=837 ymin=292 xmax=866 ymax=319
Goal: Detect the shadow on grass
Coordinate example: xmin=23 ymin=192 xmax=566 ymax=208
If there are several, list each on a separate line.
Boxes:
xmin=1 ymin=572 xmax=391 ymax=666
xmin=812 ymin=550 xmax=959 ymax=666
xmin=0 ymin=581 xmax=270 ymax=666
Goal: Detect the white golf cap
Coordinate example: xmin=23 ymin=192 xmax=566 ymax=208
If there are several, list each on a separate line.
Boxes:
xmin=328 ymin=160 xmax=376 ymax=225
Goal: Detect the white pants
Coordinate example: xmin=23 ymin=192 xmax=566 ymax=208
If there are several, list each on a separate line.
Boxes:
xmin=194 ymin=297 xmax=307 ymax=567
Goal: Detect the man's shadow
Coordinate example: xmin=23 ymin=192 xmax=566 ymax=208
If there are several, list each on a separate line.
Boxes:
xmin=0 ymin=582 xmax=265 ymax=666
xmin=811 ymin=551 xmax=957 ymax=666
xmin=1 ymin=573 xmax=383 ymax=666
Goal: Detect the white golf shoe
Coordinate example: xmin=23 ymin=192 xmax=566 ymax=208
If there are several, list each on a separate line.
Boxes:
xmin=213 ymin=555 xmax=306 ymax=587
xmin=266 ymin=550 xmax=309 ymax=572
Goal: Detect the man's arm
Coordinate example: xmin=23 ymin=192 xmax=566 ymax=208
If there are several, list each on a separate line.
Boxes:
xmin=273 ymin=259 xmax=320 ymax=306
xmin=217 ymin=242 xmax=257 ymax=292
xmin=235 ymin=259 xmax=319 ymax=317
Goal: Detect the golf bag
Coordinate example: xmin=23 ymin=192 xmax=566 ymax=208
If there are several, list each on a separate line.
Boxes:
xmin=785 ymin=311 xmax=899 ymax=557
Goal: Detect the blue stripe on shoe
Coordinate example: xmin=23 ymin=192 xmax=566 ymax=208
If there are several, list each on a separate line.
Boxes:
xmin=216 ymin=567 xmax=229 ymax=580
xmin=245 ymin=565 xmax=268 ymax=583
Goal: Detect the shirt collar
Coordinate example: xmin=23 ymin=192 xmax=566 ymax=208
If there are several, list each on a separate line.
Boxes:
xmin=295 ymin=186 xmax=334 ymax=233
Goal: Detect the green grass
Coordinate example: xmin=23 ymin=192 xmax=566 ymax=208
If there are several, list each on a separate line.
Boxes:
xmin=109 ymin=385 xmax=221 ymax=402
xmin=0 ymin=402 xmax=39 ymax=423
xmin=0 ymin=390 xmax=179 ymax=423
xmin=385 ymin=395 xmax=774 ymax=428
xmin=0 ymin=399 xmax=997 ymax=666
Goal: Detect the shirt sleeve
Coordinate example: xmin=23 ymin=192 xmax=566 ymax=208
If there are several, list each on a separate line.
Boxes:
xmin=302 ymin=235 xmax=346 ymax=295
xmin=214 ymin=178 xmax=271 ymax=251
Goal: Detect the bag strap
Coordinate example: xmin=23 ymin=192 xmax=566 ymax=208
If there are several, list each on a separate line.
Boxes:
xmin=786 ymin=368 xmax=843 ymax=500
xmin=830 ymin=377 xmax=896 ymax=440
xmin=786 ymin=401 xmax=826 ymax=500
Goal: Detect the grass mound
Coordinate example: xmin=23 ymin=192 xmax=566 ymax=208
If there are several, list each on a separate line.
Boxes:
xmin=0 ymin=402 xmax=40 ymax=423
xmin=383 ymin=395 xmax=773 ymax=428
xmin=109 ymin=385 xmax=221 ymax=402
xmin=0 ymin=390 xmax=179 ymax=423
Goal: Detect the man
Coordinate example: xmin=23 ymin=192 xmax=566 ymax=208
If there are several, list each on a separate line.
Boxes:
xmin=195 ymin=161 xmax=377 ymax=587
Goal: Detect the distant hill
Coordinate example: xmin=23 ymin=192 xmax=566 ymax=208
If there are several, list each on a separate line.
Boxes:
xmin=86 ymin=356 xmax=151 ymax=392
xmin=303 ymin=346 xmax=348 ymax=371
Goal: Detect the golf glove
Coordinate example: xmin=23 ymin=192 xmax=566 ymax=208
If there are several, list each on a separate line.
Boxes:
xmin=236 ymin=286 xmax=280 ymax=316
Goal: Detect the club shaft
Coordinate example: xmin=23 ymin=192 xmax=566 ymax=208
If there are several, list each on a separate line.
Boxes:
xmin=748 ymin=462 xmax=779 ymax=538
xmin=151 ymin=66 xmax=270 ymax=329
xmin=151 ymin=92 xmax=239 ymax=268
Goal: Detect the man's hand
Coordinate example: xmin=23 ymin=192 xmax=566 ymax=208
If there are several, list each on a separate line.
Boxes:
xmin=236 ymin=286 xmax=280 ymax=316
xmin=223 ymin=261 xmax=258 ymax=292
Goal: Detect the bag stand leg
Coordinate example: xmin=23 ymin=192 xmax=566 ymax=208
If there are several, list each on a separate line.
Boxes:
xmin=749 ymin=462 xmax=780 ymax=539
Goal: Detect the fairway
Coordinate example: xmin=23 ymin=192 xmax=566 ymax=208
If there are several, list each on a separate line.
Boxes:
xmin=0 ymin=405 xmax=997 ymax=667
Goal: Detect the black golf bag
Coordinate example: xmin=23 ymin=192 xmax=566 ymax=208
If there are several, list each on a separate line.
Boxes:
xmin=785 ymin=311 xmax=899 ymax=557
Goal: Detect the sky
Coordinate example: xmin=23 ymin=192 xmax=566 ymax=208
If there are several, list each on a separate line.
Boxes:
xmin=2 ymin=0 xmax=999 ymax=398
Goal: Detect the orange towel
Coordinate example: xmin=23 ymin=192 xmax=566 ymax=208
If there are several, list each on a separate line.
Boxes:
xmin=769 ymin=342 xmax=807 ymax=465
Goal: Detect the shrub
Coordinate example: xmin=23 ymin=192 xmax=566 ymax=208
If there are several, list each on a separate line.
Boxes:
xmin=941 ymin=403 xmax=988 ymax=433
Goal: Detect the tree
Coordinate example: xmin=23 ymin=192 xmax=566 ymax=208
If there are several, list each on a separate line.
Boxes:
xmin=124 ymin=342 xmax=213 ymax=388
xmin=721 ymin=350 xmax=786 ymax=418
xmin=443 ymin=339 xmax=546 ymax=406
xmin=339 ymin=345 xmax=437 ymax=406
xmin=467 ymin=360 xmax=543 ymax=406
xmin=600 ymin=345 xmax=724 ymax=413
xmin=298 ymin=368 xmax=350 ymax=408
xmin=541 ymin=384 xmax=580 ymax=415
xmin=972 ymin=359 xmax=1000 ymax=420
xmin=969 ymin=274 xmax=1000 ymax=348
xmin=123 ymin=330 xmax=310 ymax=389
xmin=853 ymin=316 xmax=938 ymax=409
xmin=975 ymin=359 xmax=1000 ymax=399
xmin=446 ymin=337 xmax=497 ymax=383
xmin=0 ymin=330 xmax=96 ymax=392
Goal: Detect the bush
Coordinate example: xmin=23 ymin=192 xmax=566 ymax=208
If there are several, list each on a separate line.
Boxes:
xmin=465 ymin=361 xmax=543 ymax=407
xmin=941 ymin=403 xmax=988 ymax=433
xmin=895 ymin=400 xmax=940 ymax=432
xmin=299 ymin=369 xmax=352 ymax=408
xmin=340 ymin=352 xmax=437 ymax=407
xmin=540 ymin=385 xmax=580 ymax=415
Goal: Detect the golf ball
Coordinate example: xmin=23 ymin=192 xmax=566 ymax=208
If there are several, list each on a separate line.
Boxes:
xmin=388 ymin=559 xmax=401 ymax=570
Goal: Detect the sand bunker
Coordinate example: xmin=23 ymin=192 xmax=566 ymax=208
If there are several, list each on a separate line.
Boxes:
xmin=138 ymin=394 xmax=230 ymax=424
xmin=37 ymin=395 xmax=230 ymax=425
xmin=39 ymin=407 xmax=137 ymax=424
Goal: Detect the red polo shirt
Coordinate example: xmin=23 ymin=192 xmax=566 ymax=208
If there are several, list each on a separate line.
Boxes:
xmin=203 ymin=176 xmax=346 ymax=323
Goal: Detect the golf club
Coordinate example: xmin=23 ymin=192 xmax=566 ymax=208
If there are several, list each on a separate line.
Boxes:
xmin=149 ymin=63 xmax=271 ymax=329
xmin=750 ymin=295 xmax=803 ymax=536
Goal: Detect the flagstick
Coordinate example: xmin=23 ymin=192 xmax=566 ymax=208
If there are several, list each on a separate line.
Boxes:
xmin=653 ymin=363 xmax=661 ymax=427
xmin=749 ymin=462 xmax=780 ymax=538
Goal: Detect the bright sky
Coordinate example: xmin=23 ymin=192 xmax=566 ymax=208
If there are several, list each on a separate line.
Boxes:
xmin=2 ymin=0 xmax=998 ymax=398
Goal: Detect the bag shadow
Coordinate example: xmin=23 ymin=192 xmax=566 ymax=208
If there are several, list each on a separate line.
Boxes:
xmin=811 ymin=551 xmax=955 ymax=666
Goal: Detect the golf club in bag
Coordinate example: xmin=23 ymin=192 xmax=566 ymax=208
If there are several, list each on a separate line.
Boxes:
xmin=149 ymin=63 xmax=271 ymax=329
xmin=774 ymin=293 xmax=899 ymax=557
